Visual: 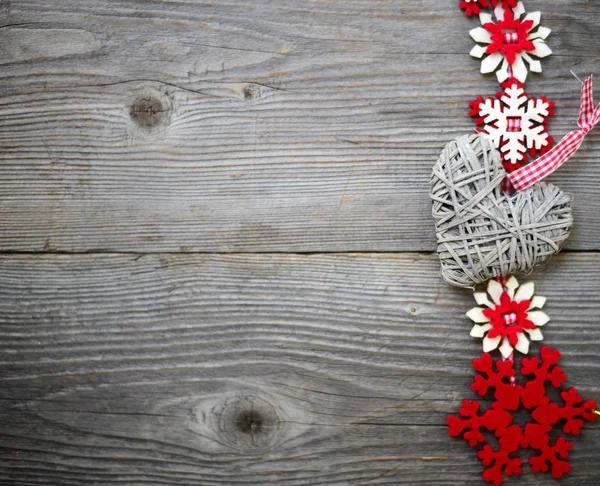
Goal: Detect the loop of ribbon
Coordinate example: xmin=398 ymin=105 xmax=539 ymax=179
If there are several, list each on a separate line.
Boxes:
xmin=508 ymin=75 xmax=600 ymax=192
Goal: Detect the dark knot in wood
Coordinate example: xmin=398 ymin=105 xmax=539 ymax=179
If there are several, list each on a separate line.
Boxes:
xmin=243 ymin=86 xmax=254 ymax=101
xmin=215 ymin=395 xmax=281 ymax=451
xmin=130 ymin=97 xmax=164 ymax=128
xmin=235 ymin=409 xmax=264 ymax=435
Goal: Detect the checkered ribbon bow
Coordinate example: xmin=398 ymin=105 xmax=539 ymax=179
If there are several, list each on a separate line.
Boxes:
xmin=508 ymin=75 xmax=600 ymax=192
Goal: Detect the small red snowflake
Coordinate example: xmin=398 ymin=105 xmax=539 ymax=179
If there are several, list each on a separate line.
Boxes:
xmin=447 ymin=346 xmax=596 ymax=485
xmin=459 ymin=0 xmax=517 ymax=17
xmin=500 ymin=77 xmax=523 ymax=90
xmin=491 ymin=0 xmax=518 ymax=8
xmin=459 ymin=0 xmax=489 ymax=17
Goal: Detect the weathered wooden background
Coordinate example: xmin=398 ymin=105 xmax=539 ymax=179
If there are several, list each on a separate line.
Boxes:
xmin=1 ymin=1 xmax=599 ymax=484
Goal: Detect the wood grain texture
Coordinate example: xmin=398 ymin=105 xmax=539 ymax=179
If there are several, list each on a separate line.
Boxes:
xmin=0 ymin=0 xmax=599 ymax=252
xmin=1 ymin=252 xmax=599 ymax=485
xmin=2 ymin=2 xmax=600 ymax=485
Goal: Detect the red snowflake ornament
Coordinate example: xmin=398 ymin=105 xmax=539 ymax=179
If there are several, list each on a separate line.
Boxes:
xmin=491 ymin=0 xmax=518 ymax=9
xmin=447 ymin=346 xmax=596 ymax=485
xmin=459 ymin=0 xmax=517 ymax=17
xmin=500 ymin=77 xmax=523 ymax=90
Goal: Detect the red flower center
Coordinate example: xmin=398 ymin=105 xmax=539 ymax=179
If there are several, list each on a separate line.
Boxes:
xmin=484 ymin=10 xmax=535 ymax=65
xmin=483 ymin=292 xmax=534 ymax=346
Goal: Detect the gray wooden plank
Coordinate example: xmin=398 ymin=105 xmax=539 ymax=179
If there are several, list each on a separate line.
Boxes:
xmin=1 ymin=252 xmax=599 ymax=485
xmin=0 ymin=0 xmax=599 ymax=252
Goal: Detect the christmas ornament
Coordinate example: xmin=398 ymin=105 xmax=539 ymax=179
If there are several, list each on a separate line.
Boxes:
xmin=431 ymin=134 xmax=572 ymax=288
xmin=432 ymin=1 xmax=600 ymax=484
xmin=469 ymin=2 xmax=551 ymax=83
xmin=467 ymin=276 xmax=547 ymax=357
xmin=460 ymin=0 xmax=518 ymax=18
xmin=447 ymin=347 xmax=597 ymax=485
xmin=470 ymin=83 xmax=555 ymax=168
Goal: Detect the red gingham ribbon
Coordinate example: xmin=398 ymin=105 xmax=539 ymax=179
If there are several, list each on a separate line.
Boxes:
xmin=508 ymin=75 xmax=600 ymax=192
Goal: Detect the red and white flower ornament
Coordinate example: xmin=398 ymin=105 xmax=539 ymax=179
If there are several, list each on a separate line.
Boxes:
xmin=467 ymin=277 xmax=548 ymax=358
xmin=469 ymin=2 xmax=551 ymax=83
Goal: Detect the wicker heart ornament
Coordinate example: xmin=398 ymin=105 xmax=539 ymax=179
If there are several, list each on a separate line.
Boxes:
xmin=430 ymin=134 xmax=573 ymax=288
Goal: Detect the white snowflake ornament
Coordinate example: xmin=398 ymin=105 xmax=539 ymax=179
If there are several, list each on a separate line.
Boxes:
xmin=471 ymin=84 xmax=554 ymax=165
xmin=470 ymin=2 xmax=552 ymax=83
xmin=467 ymin=277 xmax=549 ymax=358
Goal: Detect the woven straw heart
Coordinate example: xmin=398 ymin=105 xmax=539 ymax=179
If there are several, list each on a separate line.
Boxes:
xmin=431 ymin=134 xmax=573 ymax=288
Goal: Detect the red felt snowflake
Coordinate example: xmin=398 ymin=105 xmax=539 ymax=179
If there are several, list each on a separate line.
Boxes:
xmin=459 ymin=0 xmax=518 ymax=17
xmin=447 ymin=346 xmax=596 ymax=485
xmin=500 ymin=77 xmax=523 ymax=90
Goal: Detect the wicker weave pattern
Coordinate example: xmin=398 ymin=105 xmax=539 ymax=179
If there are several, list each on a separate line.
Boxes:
xmin=431 ymin=134 xmax=573 ymax=288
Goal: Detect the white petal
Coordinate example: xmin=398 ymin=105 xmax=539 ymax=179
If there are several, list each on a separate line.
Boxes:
xmin=528 ymin=59 xmax=542 ymax=73
xmin=466 ymin=307 xmax=491 ymax=323
xmin=470 ymin=27 xmax=492 ymax=44
xmin=481 ymin=52 xmax=504 ymax=73
xmin=524 ymin=11 xmax=541 ymax=30
xmin=531 ymin=41 xmax=552 ymax=58
xmin=487 ymin=279 xmax=503 ymax=305
xmin=515 ymin=282 xmax=535 ymax=302
xmin=513 ymin=2 xmax=526 ymax=17
xmin=514 ymin=333 xmax=530 ymax=354
xmin=471 ymin=323 xmax=493 ymax=338
xmin=526 ymin=328 xmax=544 ymax=341
xmin=512 ymin=54 xmax=528 ymax=83
xmin=532 ymin=26 xmax=551 ymax=40
xmin=522 ymin=52 xmax=542 ymax=71
xmin=499 ymin=337 xmax=514 ymax=358
xmin=494 ymin=6 xmax=506 ymax=22
xmin=474 ymin=292 xmax=493 ymax=307
xmin=480 ymin=12 xmax=493 ymax=25
xmin=528 ymin=311 xmax=550 ymax=326
xmin=470 ymin=45 xmax=488 ymax=59
xmin=505 ymin=276 xmax=519 ymax=299
xmin=483 ymin=334 xmax=502 ymax=353
xmin=529 ymin=295 xmax=547 ymax=310
xmin=496 ymin=59 xmax=510 ymax=83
